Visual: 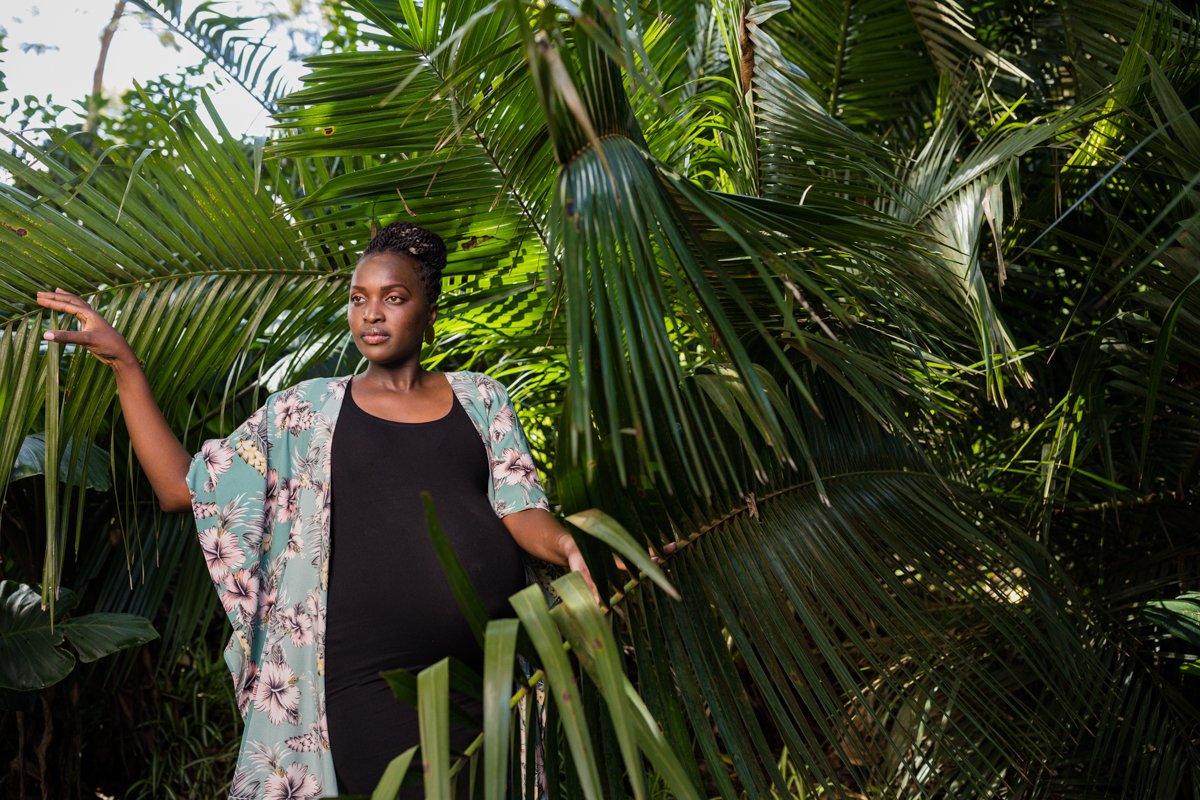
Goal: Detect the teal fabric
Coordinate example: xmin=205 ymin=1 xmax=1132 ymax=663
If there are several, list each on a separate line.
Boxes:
xmin=186 ymin=373 xmax=549 ymax=799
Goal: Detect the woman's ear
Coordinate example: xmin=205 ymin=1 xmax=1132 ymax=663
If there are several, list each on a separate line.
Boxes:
xmin=424 ymin=302 xmax=438 ymax=346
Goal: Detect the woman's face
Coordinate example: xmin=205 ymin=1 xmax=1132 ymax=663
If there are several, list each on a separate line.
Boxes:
xmin=347 ymin=252 xmax=436 ymax=365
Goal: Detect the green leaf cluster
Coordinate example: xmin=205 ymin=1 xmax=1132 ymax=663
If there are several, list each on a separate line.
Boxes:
xmin=0 ymin=580 xmax=157 ymax=691
xmin=2 ymin=0 xmax=1200 ymax=795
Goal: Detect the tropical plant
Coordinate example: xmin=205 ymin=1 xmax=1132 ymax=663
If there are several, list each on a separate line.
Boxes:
xmin=2 ymin=0 xmax=1199 ymax=796
xmin=124 ymin=0 xmax=294 ymax=112
xmin=1145 ymin=592 xmax=1200 ymax=661
xmin=0 ymin=580 xmax=157 ymax=691
xmin=124 ymin=638 xmax=243 ymax=800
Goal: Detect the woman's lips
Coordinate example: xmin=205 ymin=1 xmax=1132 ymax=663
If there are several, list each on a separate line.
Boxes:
xmin=361 ymin=331 xmax=389 ymax=344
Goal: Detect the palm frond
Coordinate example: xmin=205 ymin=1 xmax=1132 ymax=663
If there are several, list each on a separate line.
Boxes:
xmin=760 ymin=0 xmax=939 ymax=139
xmin=0 ymin=93 xmax=347 ymax=601
xmin=1058 ymin=0 xmax=1196 ymax=93
xmin=127 ymin=0 xmax=291 ymax=111
xmin=408 ymin=367 xmax=1184 ymax=799
xmin=565 ymin=368 xmax=1102 ymax=798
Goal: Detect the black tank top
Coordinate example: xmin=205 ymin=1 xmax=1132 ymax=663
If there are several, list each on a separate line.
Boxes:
xmin=325 ymin=381 xmax=527 ymax=795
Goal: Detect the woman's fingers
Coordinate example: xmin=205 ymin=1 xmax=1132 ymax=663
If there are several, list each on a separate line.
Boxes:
xmin=581 ymin=567 xmax=600 ymax=605
xmin=53 ymin=288 xmax=93 ymax=310
xmin=36 ymin=289 xmax=93 ymax=309
xmin=35 ymin=293 xmax=93 ymax=321
xmin=43 ymin=329 xmax=93 ymax=345
xmin=44 ymin=287 xmax=90 ymax=305
xmin=35 ymin=293 xmax=79 ymax=310
xmin=32 ymin=290 xmax=134 ymax=368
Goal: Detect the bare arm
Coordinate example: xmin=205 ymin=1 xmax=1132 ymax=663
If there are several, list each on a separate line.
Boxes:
xmin=37 ymin=290 xmax=192 ymax=513
xmin=502 ymin=507 xmax=600 ymax=602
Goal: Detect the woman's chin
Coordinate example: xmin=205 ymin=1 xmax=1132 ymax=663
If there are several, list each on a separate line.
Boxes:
xmin=357 ymin=347 xmax=422 ymax=367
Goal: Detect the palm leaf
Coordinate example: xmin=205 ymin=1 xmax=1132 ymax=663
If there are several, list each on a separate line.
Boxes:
xmin=272 ymin=0 xmax=1030 ymax=501
xmin=0 ymin=93 xmax=348 ymax=601
xmin=569 ymin=368 xmax=1098 ymax=797
xmin=127 ymin=0 xmax=290 ymax=111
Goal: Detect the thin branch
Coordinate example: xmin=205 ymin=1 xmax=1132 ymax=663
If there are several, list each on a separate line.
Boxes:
xmin=86 ymin=1 xmax=126 ymax=134
xmin=828 ymin=0 xmax=853 ymax=118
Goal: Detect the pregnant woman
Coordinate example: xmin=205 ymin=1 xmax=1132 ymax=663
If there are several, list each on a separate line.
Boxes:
xmin=37 ymin=222 xmax=594 ymax=799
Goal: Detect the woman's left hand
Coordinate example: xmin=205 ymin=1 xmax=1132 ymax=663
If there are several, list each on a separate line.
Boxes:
xmin=502 ymin=508 xmax=602 ymax=605
xmin=557 ymin=531 xmax=600 ymax=605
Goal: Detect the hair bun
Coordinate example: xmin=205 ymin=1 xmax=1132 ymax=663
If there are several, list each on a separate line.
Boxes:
xmin=358 ymin=221 xmax=447 ymax=308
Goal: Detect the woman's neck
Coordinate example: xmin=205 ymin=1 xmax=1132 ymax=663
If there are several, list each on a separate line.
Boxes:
xmin=356 ymin=360 xmax=432 ymax=393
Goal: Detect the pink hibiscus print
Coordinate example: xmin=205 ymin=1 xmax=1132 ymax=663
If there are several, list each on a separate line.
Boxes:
xmin=238 ymin=660 xmax=258 ymax=717
xmin=277 ymin=478 xmax=301 ymax=524
xmin=201 ymin=440 xmax=234 ymax=491
xmin=254 ymin=660 xmax=302 ymax=727
xmin=279 ymin=604 xmax=313 ymax=649
xmin=199 ymin=528 xmax=244 ymax=583
xmin=493 ymin=448 xmax=538 ymax=487
xmin=263 ymin=762 xmax=320 ymax=800
xmin=490 ymin=405 xmax=516 ymax=442
xmin=273 ymin=394 xmax=314 ymax=434
xmin=221 ymin=570 xmax=260 ymax=620
xmin=258 ymin=581 xmax=277 ymax=623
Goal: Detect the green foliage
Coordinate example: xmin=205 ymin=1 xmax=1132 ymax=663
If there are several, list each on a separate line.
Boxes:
xmin=3 ymin=0 xmax=1200 ymax=796
xmin=10 ymin=432 xmax=111 ymax=490
xmin=125 ymin=0 xmax=291 ymax=111
xmin=0 ymin=27 xmax=7 ymax=94
xmin=0 ymin=580 xmax=157 ymax=690
xmin=1146 ymin=592 xmax=1200 ymax=648
xmin=101 ymin=64 xmax=230 ymax=152
xmin=125 ymin=641 xmax=243 ymax=800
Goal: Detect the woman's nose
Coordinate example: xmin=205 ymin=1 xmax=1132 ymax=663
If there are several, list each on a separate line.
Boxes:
xmin=362 ymin=300 xmax=384 ymax=321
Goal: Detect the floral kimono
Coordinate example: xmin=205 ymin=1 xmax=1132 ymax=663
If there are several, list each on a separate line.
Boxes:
xmin=186 ymin=372 xmax=549 ymax=799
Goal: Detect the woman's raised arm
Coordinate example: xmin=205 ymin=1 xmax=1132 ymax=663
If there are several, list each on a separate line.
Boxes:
xmin=37 ymin=289 xmax=192 ymax=513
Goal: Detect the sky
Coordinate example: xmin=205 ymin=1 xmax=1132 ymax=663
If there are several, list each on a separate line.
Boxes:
xmin=1 ymin=1 xmax=323 ymax=138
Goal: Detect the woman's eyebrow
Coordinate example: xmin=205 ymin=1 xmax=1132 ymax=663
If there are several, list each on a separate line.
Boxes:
xmin=350 ymin=282 xmax=408 ymax=291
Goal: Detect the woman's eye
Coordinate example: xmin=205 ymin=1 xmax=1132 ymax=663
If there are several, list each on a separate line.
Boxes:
xmin=387 ymin=295 xmax=403 ymax=303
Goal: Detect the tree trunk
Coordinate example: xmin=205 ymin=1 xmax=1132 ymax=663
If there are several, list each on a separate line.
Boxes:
xmin=85 ymin=1 xmax=126 ymax=134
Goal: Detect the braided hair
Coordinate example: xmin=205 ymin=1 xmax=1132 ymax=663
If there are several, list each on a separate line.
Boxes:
xmin=358 ymin=222 xmax=447 ymax=307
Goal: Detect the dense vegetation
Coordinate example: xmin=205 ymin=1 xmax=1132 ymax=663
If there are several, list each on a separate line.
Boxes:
xmin=1 ymin=0 xmax=1199 ymax=797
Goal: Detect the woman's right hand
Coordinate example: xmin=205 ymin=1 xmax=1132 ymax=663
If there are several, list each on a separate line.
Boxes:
xmin=36 ymin=288 xmax=137 ymax=370
xmin=36 ymin=287 xmax=194 ymax=513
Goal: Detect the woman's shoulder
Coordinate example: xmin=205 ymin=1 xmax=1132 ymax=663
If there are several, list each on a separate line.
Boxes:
xmin=278 ymin=373 xmax=507 ymax=407
xmin=447 ymin=370 xmax=507 ymax=393
xmin=284 ymin=376 xmax=352 ymax=401
xmin=445 ymin=371 xmax=510 ymax=417
xmin=256 ymin=377 xmax=351 ymax=414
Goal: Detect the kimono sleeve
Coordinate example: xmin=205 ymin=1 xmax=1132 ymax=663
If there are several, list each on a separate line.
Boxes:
xmin=485 ymin=381 xmax=550 ymax=517
xmin=185 ymin=400 xmax=277 ymax=635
